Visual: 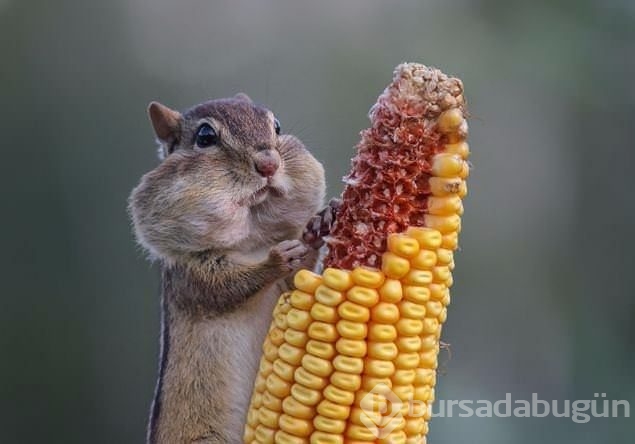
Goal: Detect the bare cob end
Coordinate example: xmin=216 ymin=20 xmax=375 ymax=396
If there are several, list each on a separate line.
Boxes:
xmin=324 ymin=63 xmax=467 ymax=270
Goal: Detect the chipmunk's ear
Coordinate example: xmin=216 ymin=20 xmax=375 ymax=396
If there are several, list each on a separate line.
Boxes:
xmin=148 ymin=101 xmax=181 ymax=144
xmin=234 ymin=93 xmax=253 ymax=103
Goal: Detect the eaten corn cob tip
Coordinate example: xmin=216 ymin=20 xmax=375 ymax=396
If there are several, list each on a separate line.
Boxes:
xmin=245 ymin=62 xmax=470 ymax=443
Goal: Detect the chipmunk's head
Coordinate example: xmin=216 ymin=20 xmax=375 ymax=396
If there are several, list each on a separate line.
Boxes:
xmin=129 ymin=94 xmax=325 ymax=263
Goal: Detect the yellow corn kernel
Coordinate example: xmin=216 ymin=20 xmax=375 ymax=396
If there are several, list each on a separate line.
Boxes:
xmin=294 ymin=367 xmax=328 ymax=390
xmin=370 ymin=302 xmax=400 ymax=323
xmin=414 ymin=386 xmax=432 ymax=402
xmin=323 ymin=384 xmax=355 ymax=406
xmin=274 ymin=312 xmax=288 ymax=330
xmin=310 ymin=432 xmax=344 ymax=444
xmin=410 ymin=400 xmax=427 ymax=418
xmin=287 ymin=308 xmax=312 ymax=331
xmin=395 ymin=352 xmax=420 ymax=369
xmin=441 ymin=231 xmax=459 ymax=250
xmin=336 ymin=319 xmax=368 ymax=340
xmin=368 ymin=323 xmax=398 ymax=341
xmin=431 ymin=153 xmax=463 ymax=178
xmin=428 ymin=176 xmax=464 ymax=197
xmin=427 ymin=195 xmax=464 ymax=216
xmin=438 ymin=307 xmax=448 ymax=323
xmin=364 ymin=358 xmax=396 ymax=377
xmin=435 ymin=248 xmax=453 ymax=265
xmin=330 ymin=371 xmax=361 ymax=392
xmin=419 ymin=335 xmax=438 ymax=351
xmin=346 ymin=424 xmax=379 ymax=441
xmin=414 ymin=368 xmax=436 ymax=386
xmin=301 ymin=354 xmax=333 ymax=377
xmin=381 ymin=431 xmax=407 ymax=444
xmin=273 ymin=358 xmax=296 ymax=381
xmin=392 ymin=369 xmax=416 ymax=385
xmin=428 ymin=283 xmax=448 ymax=301
xmin=254 ymin=374 xmax=267 ymax=393
xmin=396 ymin=336 xmax=422 ymax=353
xmin=433 ymin=266 xmax=451 ymax=283
xmin=283 ymin=396 xmax=316 ymax=420
xmin=423 ymin=214 xmax=461 ymax=234
xmin=367 ymin=341 xmax=399 ymax=360
xmin=425 ymin=300 xmax=443 ymax=318
xmin=396 ymin=318 xmax=424 ymax=336
xmin=317 ymin=399 xmax=352 ymax=420
xmin=279 ymin=413 xmax=313 ymax=437
xmin=333 ymin=355 xmax=364 ymax=374
xmin=307 ymin=322 xmax=339 ymax=343
xmin=346 ymin=286 xmax=380 ymax=307
xmin=381 ymin=252 xmax=411 ymax=278
xmin=438 ymin=108 xmax=464 ymax=134
xmin=419 ymin=350 xmax=438 ymax=369
xmin=284 ymin=329 xmax=309 ymax=348
xmin=305 ymin=340 xmax=335 ymax=360
xmin=275 ymin=430 xmax=308 ymax=444
xmin=294 ymin=269 xmax=322 ymax=293
xmin=313 ymin=415 xmax=346 ymax=434
xmin=250 ymin=392 xmax=263 ymax=410
xmin=290 ymin=290 xmax=315 ymax=311
xmin=398 ymin=300 xmax=427 ymax=319
xmin=444 ymin=140 xmax=470 ymax=158
xmin=266 ymin=373 xmax=292 ymax=399
xmin=263 ymin=341 xmax=279 ymax=361
xmin=406 ymin=227 xmax=443 ymax=249
xmin=410 ymin=249 xmax=437 ymax=270
xmin=243 ymin=426 xmax=255 ymax=443
xmin=421 ymin=318 xmax=440 ymax=335
xmin=322 ymin=268 xmax=354 ymax=291
xmin=351 ymin=266 xmax=385 ymax=288
xmin=403 ymin=286 xmax=430 ymax=304
xmin=337 ymin=301 xmax=370 ymax=323
xmin=314 ymin=285 xmax=345 ymax=306
xmin=262 ymin=391 xmax=283 ymax=412
xmin=402 ymin=270 xmax=433 ymax=286
xmin=379 ymin=278 xmax=403 ymax=303
xmin=258 ymin=406 xmax=281 ymax=429
xmin=291 ymin=384 xmax=322 ymax=406
xmin=387 ymin=233 xmax=420 ymax=258
xmin=278 ymin=343 xmax=305 ymax=365
xmin=349 ymin=406 xmax=381 ymax=426
xmin=360 ymin=377 xmax=393 ymax=393
xmin=254 ymin=425 xmax=276 ymax=444
xmin=335 ymin=338 xmax=367 ymax=358
xmin=458 ymin=159 xmax=470 ymax=179
xmin=269 ymin=328 xmax=285 ymax=346
xmin=310 ymin=303 xmax=339 ymax=323
xmin=259 ymin=357 xmax=273 ymax=377
xmin=406 ymin=437 xmax=424 ymax=444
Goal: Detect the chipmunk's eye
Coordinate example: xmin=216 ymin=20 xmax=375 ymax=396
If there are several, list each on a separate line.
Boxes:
xmin=274 ymin=118 xmax=281 ymax=135
xmin=195 ymin=123 xmax=218 ymax=148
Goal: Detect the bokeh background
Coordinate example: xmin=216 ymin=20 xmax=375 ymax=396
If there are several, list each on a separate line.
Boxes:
xmin=2 ymin=0 xmax=634 ymax=443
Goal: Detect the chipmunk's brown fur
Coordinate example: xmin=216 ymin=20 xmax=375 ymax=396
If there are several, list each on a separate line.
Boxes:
xmin=129 ymin=94 xmax=329 ymax=443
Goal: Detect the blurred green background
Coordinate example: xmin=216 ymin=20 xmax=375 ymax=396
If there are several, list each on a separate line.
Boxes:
xmin=2 ymin=0 xmax=634 ymax=443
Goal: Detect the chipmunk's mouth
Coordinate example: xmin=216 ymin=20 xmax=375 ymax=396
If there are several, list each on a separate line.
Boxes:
xmin=243 ymin=183 xmax=283 ymax=207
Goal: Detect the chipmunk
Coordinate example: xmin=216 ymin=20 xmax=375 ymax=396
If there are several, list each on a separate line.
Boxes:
xmin=129 ymin=93 xmax=337 ymax=443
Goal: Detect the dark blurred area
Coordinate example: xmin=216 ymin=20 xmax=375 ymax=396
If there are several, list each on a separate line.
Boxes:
xmin=1 ymin=0 xmax=634 ymax=443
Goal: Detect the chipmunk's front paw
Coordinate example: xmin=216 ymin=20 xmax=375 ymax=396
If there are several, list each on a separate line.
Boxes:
xmin=302 ymin=198 xmax=342 ymax=249
xmin=269 ymin=240 xmax=309 ymax=273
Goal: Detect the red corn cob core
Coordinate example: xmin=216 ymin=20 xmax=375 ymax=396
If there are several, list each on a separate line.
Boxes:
xmin=324 ymin=63 xmax=467 ymax=270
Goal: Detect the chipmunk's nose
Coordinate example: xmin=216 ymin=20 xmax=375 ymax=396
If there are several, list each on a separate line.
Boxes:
xmin=254 ymin=150 xmax=280 ymax=178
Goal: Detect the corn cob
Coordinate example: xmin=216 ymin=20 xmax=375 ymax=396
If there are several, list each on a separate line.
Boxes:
xmin=245 ymin=63 xmax=469 ymax=444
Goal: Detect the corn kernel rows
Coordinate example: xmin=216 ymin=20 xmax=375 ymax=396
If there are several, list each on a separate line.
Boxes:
xmin=245 ymin=229 xmax=453 ymax=444
xmin=404 ymin=108 xmax=469 ymax=443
